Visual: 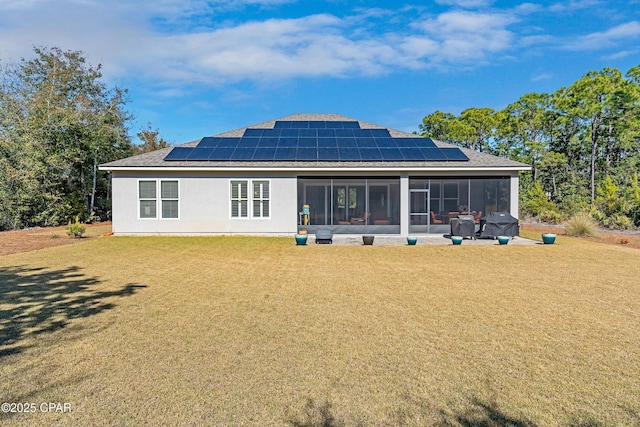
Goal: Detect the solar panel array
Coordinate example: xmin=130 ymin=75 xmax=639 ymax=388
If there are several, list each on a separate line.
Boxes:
xmin=164 ymin=121 xmax=469 ymax=162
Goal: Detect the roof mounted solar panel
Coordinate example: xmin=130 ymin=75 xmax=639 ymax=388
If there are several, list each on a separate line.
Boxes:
xmin=375 ymin=138 xmax=395 ymax=148
xmin=316 ymin=139 xmax=336 ymax=150
xmin=359 ymin=148 xmax=383 ymax=160
xmin=164 ymin=147 xmax=193 ymax=161
xmin=418 ymin=137 xmax=437 ymax=148
xmin=297 ymin=137 xmax=317 ymax=147
xmin=197 ymin=137 xmax=221 ymax=148
xmin=441 ymin=148 xmax=469 ymax=161
xmin=277 ymin=137 xmax=298 ymax=147
xmin=296 ymin=147 xmax=317 ymax=161
xmin=353 ymin=129 xmax=372 ymax=137
xmin=298 ymin=128 xmax=317 ymax=137
xmin=399 ymin=148 xmax=425 ymax=161
xmin=378 ymin=148 xmax=404 ymax=160
xmin=186 ymin=147 xmax=214 ymax=160
xmin=394 ymin=138 xmax=419 ymax=148
xmin=338 ymin=147 xmax=361 ymax=160
xmin=335 ymin=129 xmax=354 ymax=137
xmin=337 ymin=137 xmax=357 ymax=147
xmin=274 ymin=121 xmax=292 ymax=128
xmin=237 ymin=137 xmax=259 ymax=148
xmin=317 ymin=147 xmax=339 ymax=160
xmin=370 ymin=129 xmax=391 ymax=137
xmin=218 ymin=138 xmax=240 ymax=148
xmin=243 ymin=128 xmax=264 ymax=137
xmin=207 ymin=147 xmax=233 ymax=160
xmin=252 ymin=148 xmax=276 ymax=160
xmin=317 ymin=128 xmax=336 ymax=138
xmin=420 ymin=148 xmax=448 ymax=161
xmin=325 ymin=121 xmax=343 ymax=129
xmin=355 ymin=137 xmax=376 ymax=147
xmin=165 ymin=120 xmax=469 ymax=162
xmin=231 ymin=148 xmax=255 ymax=160
xmin=258 ymin=137 xmax=278 ymax=147
xmin=275 ymin=147 xmax=297 ymax=160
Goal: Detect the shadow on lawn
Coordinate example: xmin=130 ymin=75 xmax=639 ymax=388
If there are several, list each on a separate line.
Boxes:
xmin=0 ymin=264 xmax=146 ymax=358
xmin=286 ymin=397 xmax=533 ymax=427
xmin=287 ymin=396 xmax=640 ymax=426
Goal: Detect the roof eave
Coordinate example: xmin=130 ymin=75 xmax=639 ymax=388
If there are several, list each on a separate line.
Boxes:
xmin=99 ymin=165 xmax=531 ymax=173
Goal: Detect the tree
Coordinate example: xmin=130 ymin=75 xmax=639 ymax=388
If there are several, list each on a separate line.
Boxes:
xmin=553 ymin=68 xmax=633 ymax=202
xmin=0 ymin=47 xmax=132 ymax=229
xmin=497 ymin=93 xmax=556 ymax=179
xmin=135 ymin=123 xmax=170 ymax=154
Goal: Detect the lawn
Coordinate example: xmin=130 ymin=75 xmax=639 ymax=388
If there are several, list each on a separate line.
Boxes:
xmin=1 ymin=233 xmax=639 ymax=426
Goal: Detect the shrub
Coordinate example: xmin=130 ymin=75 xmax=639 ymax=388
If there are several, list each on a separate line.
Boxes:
xmin=603 ymin=213 xmax=633 ymax=230
xmin=66 ymin=216 xmax=86 ymax=239
xmin=524 ymin=181 xmax=559 ymax=221
xmin=565 ymin=213 xmax=598 ymax=237
xmin=538 ymin=208 xmax=563 ymax=224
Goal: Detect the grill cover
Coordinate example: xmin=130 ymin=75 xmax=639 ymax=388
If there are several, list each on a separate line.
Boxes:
xmin=480 ymin=212 xmax=519 ymax=238
xmin=450 ymin=215 xmax=476 ymax=239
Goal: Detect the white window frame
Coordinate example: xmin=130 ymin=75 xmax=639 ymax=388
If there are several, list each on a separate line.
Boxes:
xmin=138 ymin=179 xmax=158 ymax=220
xmin=230 ymin=180 xmax=249 ymax=219
xmin=229 ymin=179 xmax=271 ymax=220
xmin=160 ymin=180 xmax=180 ymax=220
xmin=252 ymin=180 xmax=271 ymax=219
xmin=137 ymin=179 xmax=180 ymax=220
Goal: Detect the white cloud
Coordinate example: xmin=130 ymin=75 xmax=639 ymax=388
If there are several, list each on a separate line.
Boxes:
xmin=548 ymin=0 xmax=602 ymax=13
xmin=531 ymin=73 xmax=553 ymax=82
xmin=434 ymin=0 xmax=495 ymax=8
xmin=0 ymin=0 xmax=521 ymax=87
xmin=562 ymin=21 xmax=640 ymax=50
xmin=416 ymin=11 xmax=517 ymax=63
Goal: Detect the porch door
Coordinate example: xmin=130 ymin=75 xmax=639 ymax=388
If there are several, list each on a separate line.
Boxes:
xmin=410 ymin=189 xmax=430 ymax=227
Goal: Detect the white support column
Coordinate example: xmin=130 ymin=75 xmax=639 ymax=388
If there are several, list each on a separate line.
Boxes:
xmin=510 ymin=173 xmax=520 ymax=218
xmin=400 ymin=174 xmax=409 ymax=236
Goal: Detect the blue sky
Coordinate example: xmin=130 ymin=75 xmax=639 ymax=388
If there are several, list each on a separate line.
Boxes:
xmin=1 ymin=0 xmax=639 ymax=144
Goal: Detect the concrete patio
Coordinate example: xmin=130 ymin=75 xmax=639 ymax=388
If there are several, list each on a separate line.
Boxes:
xmin=309 ymin=234 xmax=539 ymax=246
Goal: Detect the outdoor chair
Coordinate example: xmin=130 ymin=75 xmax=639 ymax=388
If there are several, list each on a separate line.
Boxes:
xmin=430 ymin=211 xmax=443 ymax=224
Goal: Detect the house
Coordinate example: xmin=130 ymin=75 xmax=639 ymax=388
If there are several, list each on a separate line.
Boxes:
xmin=99 ymin=114 xmax=530 ymax=236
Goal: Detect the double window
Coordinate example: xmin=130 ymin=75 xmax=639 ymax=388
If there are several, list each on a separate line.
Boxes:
xmin=231 ymin=180 xmax=270 ymax=219
xmin=138 ymin=180 xmax=179 ymax=219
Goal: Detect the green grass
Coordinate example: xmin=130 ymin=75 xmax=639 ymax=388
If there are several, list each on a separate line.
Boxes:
xmin=1 ymin=234 xmax=639 ymax=426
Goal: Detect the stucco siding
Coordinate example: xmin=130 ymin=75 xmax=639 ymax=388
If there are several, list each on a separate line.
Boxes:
xmin=111 ymin=171 xmax=298 ymax=235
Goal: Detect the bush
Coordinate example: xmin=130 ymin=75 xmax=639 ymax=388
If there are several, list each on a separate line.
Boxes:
xmin=565 ymin=213 xmax=599 ymax=237
xmin=603 ymin=213 xmax=633 ymax=230
xmin=538 ymin=209 xmax=564 ymax=224
xmin=627 ymin=201 xmax=640 ymax=227
xmin=523 ymin=182 xmax=559 ymax=221
xmin=66 ymin=216 xmax=86 ymax=239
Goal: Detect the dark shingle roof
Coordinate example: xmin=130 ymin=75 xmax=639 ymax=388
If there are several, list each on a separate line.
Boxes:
xmin=100 ymin=113 xmax=530 ymax=170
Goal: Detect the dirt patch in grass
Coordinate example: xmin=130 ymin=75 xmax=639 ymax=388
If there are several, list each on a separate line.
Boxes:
xmin=521 ymin=222 xmax=640 ymax=249
xmin=0 ymin=222 xmax=112 ymax=256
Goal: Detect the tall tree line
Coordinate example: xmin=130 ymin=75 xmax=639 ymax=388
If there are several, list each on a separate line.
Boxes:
xmin=419 ymin=66 xmax=640 ymax=228
xmin=0 ymin=47 xmax=137 ymax=230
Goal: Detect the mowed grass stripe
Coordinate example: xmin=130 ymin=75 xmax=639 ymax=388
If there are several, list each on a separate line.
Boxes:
xmin=0 ymin=233 xmax=639 ymax=426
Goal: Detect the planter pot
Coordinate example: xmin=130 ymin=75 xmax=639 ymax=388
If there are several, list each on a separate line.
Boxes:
xmin=407 ymin=236 xmax=418 ymax=246
xmin=298 ymin=229 xmax=307 ymax=235
xmin=451 ymin=236 xmax=463 ymax=245
xmin=542 ymin=233 xmax=556 ymax=244
xmin=498 ymin=236 xmax=510 ymax=245
xmin=363 ymin=235 xmax=375 ymax=245
xmin=294 ymin=234 xmax=308 ymax=246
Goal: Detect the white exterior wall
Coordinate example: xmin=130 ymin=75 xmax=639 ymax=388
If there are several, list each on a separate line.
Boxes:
xmin=510 ymin=173 xmax=520 ymax=219
xmin=111 ymin=171 xmax=298 ymax=235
